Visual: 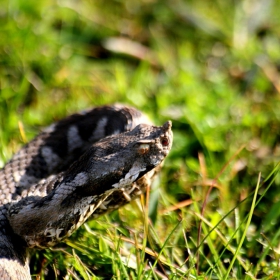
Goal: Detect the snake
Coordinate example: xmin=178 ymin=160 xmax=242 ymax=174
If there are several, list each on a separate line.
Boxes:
xmin=0 ymin=104 xmax=173 ymax=279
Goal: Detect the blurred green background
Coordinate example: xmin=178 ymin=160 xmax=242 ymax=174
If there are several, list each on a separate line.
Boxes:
xmin=1 ymin=0 xmax=280 ymax=279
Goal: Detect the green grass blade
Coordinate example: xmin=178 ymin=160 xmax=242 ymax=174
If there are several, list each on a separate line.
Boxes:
xmin=224 ymin=173 xmax=262 ymax=278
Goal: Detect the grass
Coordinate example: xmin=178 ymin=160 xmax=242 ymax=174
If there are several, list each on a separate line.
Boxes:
xmin=1 ymin=0 xmax=280 ymax=279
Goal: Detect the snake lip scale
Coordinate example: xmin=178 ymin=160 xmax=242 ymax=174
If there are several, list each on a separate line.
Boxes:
xmin=0 ymin=105 xmax=173 ymax=279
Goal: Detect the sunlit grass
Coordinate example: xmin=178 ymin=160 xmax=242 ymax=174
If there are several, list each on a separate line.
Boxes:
xmin=2 ymin=0 xmax=280 ymax=279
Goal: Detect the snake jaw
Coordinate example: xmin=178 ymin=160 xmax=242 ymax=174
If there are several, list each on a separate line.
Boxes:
xmin=112 ymin=162 xmax=147 ymax=189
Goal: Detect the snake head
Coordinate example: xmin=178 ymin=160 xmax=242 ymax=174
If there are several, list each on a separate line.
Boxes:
xmin=64 ymin=121 xmax=173 ymax=195
xmin=133 ymin=121 xmax=173 ymax=167
xmin=106 ymin=121 xmax=173 ymax=190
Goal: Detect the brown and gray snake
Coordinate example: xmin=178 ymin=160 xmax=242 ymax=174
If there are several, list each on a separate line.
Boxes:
xmin=0 ymin=104 xmax=173 ymax=279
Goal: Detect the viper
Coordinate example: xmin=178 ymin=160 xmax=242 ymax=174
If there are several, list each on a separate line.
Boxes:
xmin=0 ymin=105 xmax=173 ymax=279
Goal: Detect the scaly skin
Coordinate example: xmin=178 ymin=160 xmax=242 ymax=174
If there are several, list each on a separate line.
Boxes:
xmin=0 ymin=105 xmax=173 ymax=279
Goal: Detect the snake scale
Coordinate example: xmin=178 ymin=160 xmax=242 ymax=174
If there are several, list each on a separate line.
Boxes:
xmin=0 ymin=104 xmax=173 ymax=279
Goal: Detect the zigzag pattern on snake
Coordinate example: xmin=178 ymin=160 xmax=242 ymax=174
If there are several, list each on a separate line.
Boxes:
xmin=0 ymin=104 xmax=173 ymax=279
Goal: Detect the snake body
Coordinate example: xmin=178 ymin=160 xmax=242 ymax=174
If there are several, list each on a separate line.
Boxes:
xmin=0 ymin=105 xmax=173 ymax=279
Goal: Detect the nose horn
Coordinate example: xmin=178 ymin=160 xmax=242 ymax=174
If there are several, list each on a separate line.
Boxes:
xmin=163 ymin=121 xmax=172 ymax=131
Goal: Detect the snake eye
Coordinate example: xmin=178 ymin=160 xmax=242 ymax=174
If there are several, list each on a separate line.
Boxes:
xmin=161 ymin=137 xmax=169 ymax=146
